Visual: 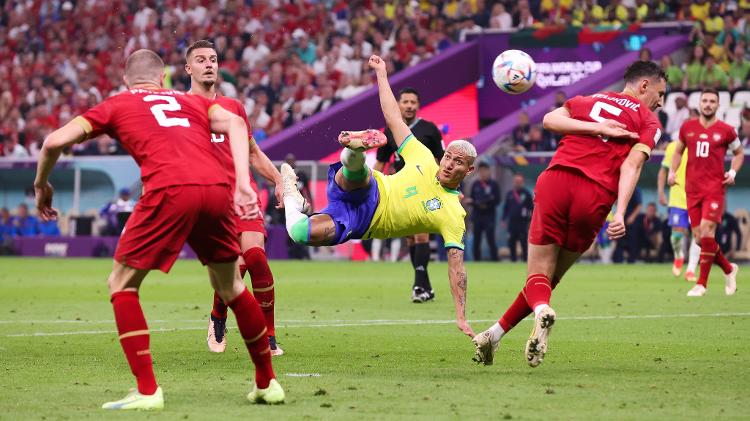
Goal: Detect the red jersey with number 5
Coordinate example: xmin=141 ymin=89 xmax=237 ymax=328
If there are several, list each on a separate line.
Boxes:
xmin=678 ymin=118 xmax=738 ymax=195
xmin=74 ymin=88 xmax=228 ymax=192
xmin=548 ymin=91 xmax=661 ymax=194
xmin=210 ymin=95 xmax=259 ymax=195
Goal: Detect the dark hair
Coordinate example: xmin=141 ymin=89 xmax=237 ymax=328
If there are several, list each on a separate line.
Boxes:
xmin=701 ymin=88 xmax=719 ymax=99
xmin=478 ymin=161 xmax=490 ymax=169
xmin=185 ymin=39 xmax=215 ymax=59
xmin=623 ymin=60 xmax=668 ymax=85
xmin=396 ymin=87 xmax=420 ymax=102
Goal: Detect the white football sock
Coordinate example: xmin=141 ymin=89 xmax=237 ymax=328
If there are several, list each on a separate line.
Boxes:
xmin=687 ymin=239 xmax=700 ymax=272
xmin=340 ymin=148 xmax=365 ymax=172
xmin=533 ymin=304 xmax=550 ymax=317
xmin=284 ymin=197 xmax=307 ymax=232
xmin=488 ymin=322 xmax=505 ymax=345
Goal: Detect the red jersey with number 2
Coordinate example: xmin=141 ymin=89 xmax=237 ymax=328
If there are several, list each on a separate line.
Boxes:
xmin=75 ymin=88 xmax=228 ymax=192
xmin=548 ymin=91 xmax=661 ymax=194
xmin=678 ymin=118 xmax=738 ymax=195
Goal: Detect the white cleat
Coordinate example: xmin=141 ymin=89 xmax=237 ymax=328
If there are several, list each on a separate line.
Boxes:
xmin=687 ymin=284 xmax=707 ymax=297
xmin=280 ymin=163 xmax=311 ymax=214
xmin=102 ymin=387 xmax=164 ymax=410
xmin=525 ymin=306 xmax=556 ymax=368
xmin=247 ymin=378 xmax=285 ymax=404
xmin=724 ymin=263 xmax=739 ymax=295
xmin=472 ymin=330 xmax=499 ymax=366
xmin=337 ymin=129 xmax=387 ymax=150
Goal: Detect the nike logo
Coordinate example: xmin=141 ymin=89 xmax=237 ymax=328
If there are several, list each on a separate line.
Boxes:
xmin=416 ymin=165 xmax=423 ymax=175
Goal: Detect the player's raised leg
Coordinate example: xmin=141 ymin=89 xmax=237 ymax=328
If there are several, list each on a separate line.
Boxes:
xmin=102 ymin=262 xmax=164 ymax=410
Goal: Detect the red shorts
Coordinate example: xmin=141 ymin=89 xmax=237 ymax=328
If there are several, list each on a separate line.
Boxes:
xmin=235 ymin=214 xmax=267 ymax=237
xmin=529 ymin=167 xmax=616 ymax=253
xmin=115 ymin=184 xmax=240 ymax=272
xmin=687 ymin=190 xmax=724 ymax=228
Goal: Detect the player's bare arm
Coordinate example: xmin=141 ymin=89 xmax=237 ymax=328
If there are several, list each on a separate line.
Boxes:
xmin=668 ymin=140 xmax=686 ymax=186
xmin=208 ymin=105 xmax=258 ymax=220
xmin=370 ymin=55 xmax=411 ymax=147
xmin=608 ymin=148 xmax=648 ymax=239
xmin=34 ymin=120 xmax=88 ymax=221
xmin=723 ymin=144 xmax=744 ymax=185
xmin=543 ymin=106 xmax=638 ymax=139
xmin=248 ymin=138 xmax=284 ymax=207
xmin=447 ymin=248 xmax=474 ymax=338
xmin=657 ymin=166 xmax=669 ymax=206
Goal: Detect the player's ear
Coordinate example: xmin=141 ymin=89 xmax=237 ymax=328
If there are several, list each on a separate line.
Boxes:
xmin=122 ymin=75 xmax=130 ymax=88
xmin=160 ymin=70 xmax=166 ymax=87
xmin=640 ymin=78 xmax=649 ymax=93
xmin=184 ymin=63 xmax=191 ymax=74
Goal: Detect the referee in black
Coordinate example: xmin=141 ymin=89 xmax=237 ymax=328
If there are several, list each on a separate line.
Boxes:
xmin=373 ymin=87 xmax=444 ymax=303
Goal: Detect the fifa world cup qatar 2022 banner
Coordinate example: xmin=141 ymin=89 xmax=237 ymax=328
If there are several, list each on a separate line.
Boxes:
xmin=470 ymin=25 xmax=690 ymax=121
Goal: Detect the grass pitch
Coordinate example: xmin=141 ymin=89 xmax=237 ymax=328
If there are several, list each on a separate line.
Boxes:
xmin=0 ymin=257 xmax=748 ymax=420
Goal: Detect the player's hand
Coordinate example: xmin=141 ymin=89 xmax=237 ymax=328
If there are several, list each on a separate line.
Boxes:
xmin=274 ymin=181 xmax=284 ymax=209
xmin=234 ymin=185 xmax=259 ymax=220
xmin=658 ymin=192 xmax=668 ymax=207
xmin=667 ymin=171 xmax=676 ymax=187
xmin=607 ymin=214 xmax=626 ymax=240
xmin=598 ymin=120 xmax=638 ymax=140
xmin=722 ymin=170 xmax=736 ymax=185
xmin=457 ymin=319 xmax=475 ymax=338
xmin=34 ymin=182 xmax=58 ymax=221
xmin=368 ymin=55 xmax=387 ymax=75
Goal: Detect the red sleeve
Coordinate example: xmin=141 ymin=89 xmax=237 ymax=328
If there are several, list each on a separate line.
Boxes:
xmin=678 ymin=120 xmax=687 ymax=144
xmin=563 ymin=96 xmax=584 ymax=113
xmin=635 ymin=108 xmax=661 ymax=154
xmin=74 ymin=98 xmax=115 ymax=138
xmin=726 ymin=124 xmax=738 ymax=144
xmin=232 ymin=100 xmax=253 ymax=133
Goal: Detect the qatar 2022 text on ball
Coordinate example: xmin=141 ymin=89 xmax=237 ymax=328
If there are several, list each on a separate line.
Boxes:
xmin=492 ymin=49 xmax=537 ymax=95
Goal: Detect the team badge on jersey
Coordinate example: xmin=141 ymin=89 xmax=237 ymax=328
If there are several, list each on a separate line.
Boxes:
xmin=713 ymin=133 xmax=721 ymax=142
xmin=422 ymin=197 xmax=442 ymax=212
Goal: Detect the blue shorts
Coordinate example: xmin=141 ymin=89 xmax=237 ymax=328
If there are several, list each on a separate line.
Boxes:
xmin=667 ymin=207 xmax=689 ymax=229
xmin=318 ymin=163 xmax=379 ymax=245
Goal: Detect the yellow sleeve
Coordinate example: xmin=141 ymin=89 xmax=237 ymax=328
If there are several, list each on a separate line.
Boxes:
xmin=397 ymin=133 xmax=437 ymax=169
xmin=661 ymin=142 xmax=674 ymax=169
xmin=441 ymin=216 xmax=466 ymax=250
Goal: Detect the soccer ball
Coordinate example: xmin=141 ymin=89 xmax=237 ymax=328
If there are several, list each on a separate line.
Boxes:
xmin=492 ymin=49 xmax=537 ymax=95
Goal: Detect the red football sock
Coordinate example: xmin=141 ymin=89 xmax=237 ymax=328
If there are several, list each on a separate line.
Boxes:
xmin=211 ymin=291 xmax=228 ymax=320
xmin=697 ymin=237 xmax=719 ymax=287
xmin=498 ymin=276 xmax=560 ymax=332
xmin=713 ymin=247 xmax=733 ymax=274
xmin=111 ymin=291 xmax=158 ymax=395
xmin=523 ymin=273 xmax=552 ymax=309
xmin=243 ymin=247 xmax=276 ymax=337
xmin=227 ymin=287 xmax=275 ymax=388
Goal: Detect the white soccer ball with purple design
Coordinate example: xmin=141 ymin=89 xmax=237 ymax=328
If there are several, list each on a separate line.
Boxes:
xmin=492 ymin=49 xmax=537 ymax=95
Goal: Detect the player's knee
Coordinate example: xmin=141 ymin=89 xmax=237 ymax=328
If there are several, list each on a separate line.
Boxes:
xmin=289 ymin=217 xmax=310 ymax=244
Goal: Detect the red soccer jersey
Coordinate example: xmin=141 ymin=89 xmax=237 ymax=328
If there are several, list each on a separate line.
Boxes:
xmin=74 ymin=88 xmax=229 ymax=193
xmin=210 ymin=96 xmax=260 ymax=198
xmin=679 ymin=118 xmax=738 ymax=195
xmin=548 ymin=91 xmax=661 ymax=194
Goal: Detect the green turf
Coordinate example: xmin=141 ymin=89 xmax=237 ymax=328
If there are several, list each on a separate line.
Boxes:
xmin=1 ymin=257 xmax=749 ymax=420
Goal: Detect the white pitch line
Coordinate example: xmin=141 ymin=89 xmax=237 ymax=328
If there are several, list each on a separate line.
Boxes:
xmin=1 ymin=312 xmax=749 ymax=338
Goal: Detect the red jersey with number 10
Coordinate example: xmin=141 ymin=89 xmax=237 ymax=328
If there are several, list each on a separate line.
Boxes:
xmin=548 ymin=91 xmax=661 ymax=194
xmin=74 ymin=88 xmax=228 ymax=193
xmin=210 ymin=95 xmax=260 ymax=198
xmin=678 ymin=118 xmax=738 ymax=195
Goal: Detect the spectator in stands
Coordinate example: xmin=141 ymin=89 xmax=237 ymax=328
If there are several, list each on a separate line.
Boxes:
xmin=99 ymin=188 xmax=135 ymax=236
xmin=523 ymin=125 xmax=556 ymax=152
xmin=729 ymin=43 xmax=750 ymax=90
xmin=683 ymin=44 xmax=706 ymax=91
xmin=632 ymin=202 xmax=663 ymax=262
xmin=717 ymin=208 xmax=743 ymax=256
xmin=690 ymin=0 xmax=711 ymax=23
xmin=490 ymin=3 xmax=513 ymax=30
xmin=661 ymin=55 xmax=684 ymax=91
xmin=502 ymin=174 xmax=533 ymax=262
xmin=666 ymin=94 xmax=690 ymax=140
xmin=639 ymin=47 xmax=652 ymax=62
xmin=699 ymin=55 xmax=729 ymax=89
xmin=12 ymin=203 xmax=40 ymax=236
xmin=740 ymin=119 xmax=750 ymax=147
xmin=512 ymin=111 xmax=531 ymax=150
xmin=0 ymin=207 xmax=14 ymax=239
xmin=39 ymin=218 xmax=61 ymax=236
xmin=613 ymin=187 xmax=642 ymax=264
xmin=703 ymin=33 xmax=728 ymax=68
xmin=468 ymin=162 xmax=500 ymax=261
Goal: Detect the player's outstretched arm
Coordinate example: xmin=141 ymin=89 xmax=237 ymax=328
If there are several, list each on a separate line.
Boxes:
xmin=369 ymin=55 xmax=411 ymax=148
xmin=657 ymin=166 xmax=668 ymax=206
xmin=668 ymin=141 xmax=686 ymax=186
xmin=34 ymin=120 xmax=88 ymax=221
xmin=209 ymin=105 xmax=258 ymax=219
xmin=447 ymin=248 xmax=475 ymax=338
xmin=723 ymin=143 xmax=744 ymax=185
xmin=608 ymin=148 xmax=648 ymax=240
xmin=248 ymin=139 xmax=284 ymax=207
xmin=543 ymin=106 xmax=638 ymax=139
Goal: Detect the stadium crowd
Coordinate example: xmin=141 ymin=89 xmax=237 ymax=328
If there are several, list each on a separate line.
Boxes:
xmin=3 ymin=0 xmax=750 ymax=158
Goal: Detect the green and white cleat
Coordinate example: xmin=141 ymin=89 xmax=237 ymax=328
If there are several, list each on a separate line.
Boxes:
xmin=472 ymin=330 xmax=499 ymax=366
xmin=102 ymin=387 xmax=164 ymax=410
xmin=247 ymin=378 xmax=285 ymax=404
xmin=280 ymin=163 xmax=311 ymax=214
xmin=337 ymin=129 xmax=387 ymax=150
xmin=525 ymin=306 xmax=556 ymax=368
xmin=725 ymin=263 xmax=739 ymax=295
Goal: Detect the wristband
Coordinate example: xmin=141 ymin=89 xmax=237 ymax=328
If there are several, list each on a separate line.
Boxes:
xmin=728 ymin=169 xmax=737 ymax=179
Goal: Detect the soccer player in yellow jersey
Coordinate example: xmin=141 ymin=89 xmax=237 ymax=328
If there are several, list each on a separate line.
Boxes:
xmin=657 ymin=140 xmax=699 ymax=281
xmin=280 ymin=55 xmax=477 ymax=337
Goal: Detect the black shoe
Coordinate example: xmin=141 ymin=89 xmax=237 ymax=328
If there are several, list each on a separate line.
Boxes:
xmin=411 ymin=287 xmax=435 ymax=303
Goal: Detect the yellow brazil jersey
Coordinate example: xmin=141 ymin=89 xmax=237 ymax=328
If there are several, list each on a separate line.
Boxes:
xmin=661 ymin=141 xmax=687 ymax=209
xmin=365 ymin=134 xmax=467 ymax=249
